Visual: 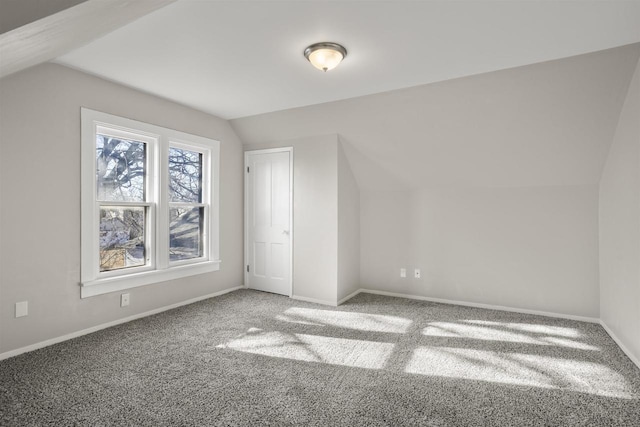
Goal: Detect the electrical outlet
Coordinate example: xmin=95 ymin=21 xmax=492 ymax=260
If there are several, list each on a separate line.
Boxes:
xmin=15 ymin=301 xmax=28 ymax=318
xmin=414 ymin=269 xmax=421 ymax=279
xmin=400 ymin=268 xmax=407 ymax=278
xmin=121 ymin=293 xmax=130 ymax=307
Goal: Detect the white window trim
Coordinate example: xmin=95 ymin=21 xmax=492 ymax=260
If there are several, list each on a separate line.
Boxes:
xmin=81 ymin=108 xmax=220 ymax=298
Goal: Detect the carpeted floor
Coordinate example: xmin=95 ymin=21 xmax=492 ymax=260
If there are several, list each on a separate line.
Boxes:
xmin=1 ymin=289 xmax=639 ymax=426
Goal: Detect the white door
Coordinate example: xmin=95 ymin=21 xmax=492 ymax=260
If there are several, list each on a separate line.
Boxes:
xmin=245 ymin=148 xmax=292 ymax=296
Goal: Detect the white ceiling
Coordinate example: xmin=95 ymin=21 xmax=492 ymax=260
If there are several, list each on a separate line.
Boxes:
xmin=55 ymin=0 xmax=640 ymax=119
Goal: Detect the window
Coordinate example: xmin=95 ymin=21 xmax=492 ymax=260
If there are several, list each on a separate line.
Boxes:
xmin=81 ymin=109 xmax=220 ymax=298
xmin=168 ymin=147 xmax=204 ymax=262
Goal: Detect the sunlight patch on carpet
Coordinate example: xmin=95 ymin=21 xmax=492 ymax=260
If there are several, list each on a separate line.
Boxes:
xmin=405 ymin=347 xmax=637 ymax=399
xmin=464 ymin=320 xmax=582 ymax=338
xmin=217 ymin=327 xmax=395 ymax=369
xmin=276 ymin=307 xmax=412 ymax=333
xmin=423 ymin=322 xmax=598 ymax=350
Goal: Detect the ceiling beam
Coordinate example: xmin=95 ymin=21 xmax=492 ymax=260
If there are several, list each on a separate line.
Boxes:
xmin=1 ymin=0 xmax=89 ymax=34
xmin=0 ymin=0 xmax=176 ymax=79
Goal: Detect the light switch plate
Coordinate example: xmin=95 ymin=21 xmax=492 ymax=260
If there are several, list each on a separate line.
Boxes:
xmin=400 ymin=268 xmax=407 ymax=278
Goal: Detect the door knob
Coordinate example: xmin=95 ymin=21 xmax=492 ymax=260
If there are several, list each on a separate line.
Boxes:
xmin=282 ymin=230 xmax=290 ymax=235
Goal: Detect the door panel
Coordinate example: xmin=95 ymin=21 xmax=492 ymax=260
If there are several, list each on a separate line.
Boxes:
xmin=254 ymin=242 xmax=266 ymax=277
xmin=246 ymin=150 xmax=291 ymax=296
xmin=270 ymin=243 xmax=284 ymax=279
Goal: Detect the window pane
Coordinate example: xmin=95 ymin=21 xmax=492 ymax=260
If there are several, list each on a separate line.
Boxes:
xmin=96 ymin=135 xmax=146 ymax=202
xmin=170 ymin=207 xmax=203 ymax=261
xmin=100 ymin=207 xmax=146 ymax=271
xmin=169 ymin=147 xmax=202 ymax=203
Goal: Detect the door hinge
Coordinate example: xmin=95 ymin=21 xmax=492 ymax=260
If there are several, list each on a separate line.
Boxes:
xmin=247 ymin=166 xmax=250 ymax=173
xmin=247 ymin=265 xmax=250 ymax=273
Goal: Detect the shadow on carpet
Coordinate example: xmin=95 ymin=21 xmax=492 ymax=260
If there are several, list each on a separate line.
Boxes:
xmin=1 ymin=289 xmax=639 ymax=426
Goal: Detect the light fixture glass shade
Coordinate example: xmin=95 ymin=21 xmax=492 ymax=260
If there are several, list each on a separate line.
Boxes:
xmin=304 ymin=42 xmax=347 ymax=72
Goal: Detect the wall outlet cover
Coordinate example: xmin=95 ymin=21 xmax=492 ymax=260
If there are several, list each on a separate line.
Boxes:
xmin=400 ymin=268 xmax=407 ymax=278
xmin=121 ymin=293 xmax=130 ymax=307
xmin=414 ymin=269 xmax=421 ymax=279
xmin=15 ymin=301 xmax=28 ymax=318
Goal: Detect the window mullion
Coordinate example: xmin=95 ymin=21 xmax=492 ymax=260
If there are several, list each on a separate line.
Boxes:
xmin=99 ymin=201 xmax=152 ymax=207
xmin=168 ymin=202 xmax=206 ymax=208
xmin=156 ymin=136 xmax=170 ymax=270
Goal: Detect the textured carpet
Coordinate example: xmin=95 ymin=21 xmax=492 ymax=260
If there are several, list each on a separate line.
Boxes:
xmin=1 ymin=289 xmax=639 ymax=426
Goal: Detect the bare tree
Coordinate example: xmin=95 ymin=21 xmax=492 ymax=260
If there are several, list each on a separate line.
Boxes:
xmin=96 ymin=138 xmax=204 ymax=268
xmin=168 ymin=147 xmax=203 ymax=260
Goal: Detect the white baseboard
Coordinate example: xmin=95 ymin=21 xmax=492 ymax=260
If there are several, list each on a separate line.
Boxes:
xmin=599 ymin=320 xmax=640 ymax=370
xmin=290 ymin=294 xmax=337 ymax=306
xmin=0 ymin=286 xmax=244 ymax=362
xmin=356 ymin=289 xmax=600 ymax=323
xmin=337 ymin=289 xmax=362 ymax=305
xmin=2 ymin=285 xmax=620 ymax=364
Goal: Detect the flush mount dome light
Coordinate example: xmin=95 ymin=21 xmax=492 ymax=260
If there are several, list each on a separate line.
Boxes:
xmin=304 ymin=42 xmax=347 ymax=72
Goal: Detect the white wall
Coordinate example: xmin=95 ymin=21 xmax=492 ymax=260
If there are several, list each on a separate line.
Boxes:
xmin=1 ymin=50 xmax=636 ymax=358
xmin=361 ymin=186 xmax=600 ymax=317
xmin=337 ymin=139 xmax=360 ymax=302
xmin=599 ymin=56 xmax=640 ymax=364
xmin=231 ymin=48 xmax=640 ymax=318
xmin=245 ymin=136 xmax=339 ymax=304
xmin=0 ymin=63 xmax=244 ymax=354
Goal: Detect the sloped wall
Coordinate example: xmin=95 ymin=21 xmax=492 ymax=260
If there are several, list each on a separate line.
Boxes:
xmin=232 ymin=45 xmax=640 ymax=192
xmin=599 ymin=56 xmax=640 ymax=364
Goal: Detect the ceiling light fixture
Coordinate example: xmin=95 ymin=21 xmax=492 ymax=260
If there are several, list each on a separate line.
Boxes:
xmin=304 ymin=42 xmax=347 ymax=72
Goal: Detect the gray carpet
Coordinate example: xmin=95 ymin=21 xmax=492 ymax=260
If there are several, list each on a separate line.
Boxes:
xmin=1 ymin=289 xmax=639 ymax=426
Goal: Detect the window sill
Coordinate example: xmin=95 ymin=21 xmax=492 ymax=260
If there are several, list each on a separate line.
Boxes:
xmin=80 ymin=260 xmax=221 ymax=298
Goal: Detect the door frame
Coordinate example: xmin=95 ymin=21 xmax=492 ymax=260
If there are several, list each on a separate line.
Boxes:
xmin=244 ymin=147 xmax=294 ymax=297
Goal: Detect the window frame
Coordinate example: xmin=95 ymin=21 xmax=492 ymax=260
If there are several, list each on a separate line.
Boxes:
xmin=94 ymin=126 xmax=156 ymax=279
xmin=81 ymin=108 xmax=220 ymax=298
xmin=167 ymin=141 xmax=210 ymax=267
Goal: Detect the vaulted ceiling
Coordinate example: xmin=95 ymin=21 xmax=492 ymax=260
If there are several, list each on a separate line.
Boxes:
xmin=3 ymin=1 xmax=640 ymax=190
xmin=52 ymin=0 xmax=640 ymax=119
xmin=232 ymin=44 xmax=640 ymax=190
